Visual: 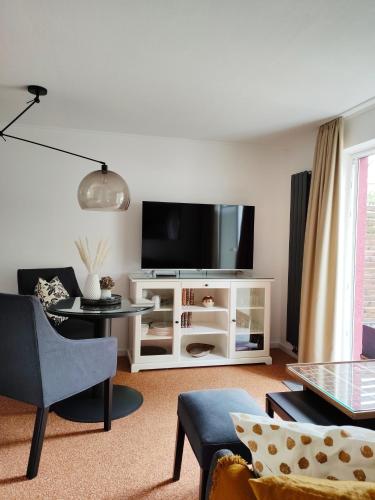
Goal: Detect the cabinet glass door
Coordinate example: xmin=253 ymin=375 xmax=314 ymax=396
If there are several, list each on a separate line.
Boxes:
xmin=230 ymin=283 xmax=269 ymax=357
xmin=133 ymin=283 xmax=180 ymax=363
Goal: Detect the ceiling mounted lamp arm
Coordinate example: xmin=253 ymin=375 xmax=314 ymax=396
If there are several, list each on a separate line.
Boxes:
xmin=1 ymin=99 xmax=39 ymax=137
xmin=0 ymin=131 xmax=107 ymax=171
xmin=0 ymin=84 xmax=130 ymax=210
xmin=0 ymin=85 xmax=46 ymax=137
xmin=0 ymin=85 xmax=107 ymax=170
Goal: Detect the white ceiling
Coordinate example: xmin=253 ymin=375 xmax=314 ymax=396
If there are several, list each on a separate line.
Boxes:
xmin=1 ymin=0 xmax=375 ymax=141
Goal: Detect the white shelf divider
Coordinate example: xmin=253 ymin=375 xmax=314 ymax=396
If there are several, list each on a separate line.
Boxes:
xmin=181 ymin=324 xmax=228 ymax=335
xmin=141 ymin=333 xmax=173 ymax=340
xmin=236 ymin=306 xmax=264 ymax=310
xmin=180 ymin=350 xmax=227 ymax=363
xmin=182 ymin=305 xmax=228 ymax=312
xmin=235 ymin=327 xmax=264 ymax=335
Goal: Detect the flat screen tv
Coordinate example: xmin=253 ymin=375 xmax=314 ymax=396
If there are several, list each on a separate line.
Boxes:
xmin=141 ymin=201 xmax=254 ymax=270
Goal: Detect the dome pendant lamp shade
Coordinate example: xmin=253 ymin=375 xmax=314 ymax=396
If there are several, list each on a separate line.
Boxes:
xmin=78 ymin=165 xmax=130 ymax=211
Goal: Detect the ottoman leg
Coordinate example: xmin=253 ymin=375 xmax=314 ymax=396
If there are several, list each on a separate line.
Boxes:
xmin=199 ymin=468 xmax=209 ymax=500
xmin=173 ymin=417 xmax=185 ymax=481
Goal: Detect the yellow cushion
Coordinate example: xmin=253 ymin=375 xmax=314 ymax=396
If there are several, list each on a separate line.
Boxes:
xmin=209 ymin=455 xmax=256 ymax=500
xmin=249 ymin=474 xmax=375 ymax=500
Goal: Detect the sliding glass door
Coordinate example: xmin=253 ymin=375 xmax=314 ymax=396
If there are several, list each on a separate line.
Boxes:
xmin=353 ymin=154 xmax=375 ymax=360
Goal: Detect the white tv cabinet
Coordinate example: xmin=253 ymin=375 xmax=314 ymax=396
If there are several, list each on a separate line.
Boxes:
xmin=128 ymin=273 xmax=273 ymax=372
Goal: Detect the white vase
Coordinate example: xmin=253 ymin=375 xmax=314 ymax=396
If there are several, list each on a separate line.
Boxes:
xmin=101 ymin=288 xmax=112 ymax=299
xmin=83 ymin=273 xmax=101 ymax=299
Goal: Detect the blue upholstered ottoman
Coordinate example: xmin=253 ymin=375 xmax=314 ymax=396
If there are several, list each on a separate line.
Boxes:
xmin=172 ymin=388 xmax=266 ymax=499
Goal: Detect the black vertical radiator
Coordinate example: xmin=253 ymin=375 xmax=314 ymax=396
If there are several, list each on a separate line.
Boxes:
xmin=286 ymin=171 xmax=311 ymax=352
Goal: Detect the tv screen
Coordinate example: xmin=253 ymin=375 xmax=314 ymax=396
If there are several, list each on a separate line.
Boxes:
xmin=141 ymin=201 xmax=254 ymax=270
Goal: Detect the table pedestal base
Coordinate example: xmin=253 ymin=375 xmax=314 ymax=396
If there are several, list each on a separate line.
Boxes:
xmin=53 ymin=385 xmax=143 ymax=423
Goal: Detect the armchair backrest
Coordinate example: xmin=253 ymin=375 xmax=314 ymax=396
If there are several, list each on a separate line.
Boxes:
xmin=0 ymin=293 xmax=44 ymax=407
xmin=17 ymin=267 xmax=82 ymax=297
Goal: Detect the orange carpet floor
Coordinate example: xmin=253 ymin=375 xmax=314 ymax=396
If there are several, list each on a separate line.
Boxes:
xmin=0 ymin=349 xmax=291 ymax=499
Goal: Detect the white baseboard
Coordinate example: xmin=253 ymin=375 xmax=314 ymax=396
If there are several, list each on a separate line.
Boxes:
xmin=271 ymin=340 xmax=298 ymax=359
xmin=117 ymin=348 xmax=127 ymax=357
xmin=270 ymin=340 xmax=281 ymax=349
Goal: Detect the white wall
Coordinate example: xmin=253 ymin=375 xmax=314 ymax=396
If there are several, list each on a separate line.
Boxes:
xmin=255 ymin=129 xmax=317 ymax=352
xmin=0 ymin=124 xmax=315 ymax=353
xmin=345 ymin=106 xmax=375 ymax=149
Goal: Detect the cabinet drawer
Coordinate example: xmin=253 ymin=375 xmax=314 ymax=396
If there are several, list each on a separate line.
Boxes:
xmin=182 ymin=280 xmax=230 ymax=289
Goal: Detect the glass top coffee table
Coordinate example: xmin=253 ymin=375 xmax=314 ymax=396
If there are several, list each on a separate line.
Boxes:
xmin=266 ymin=361 xmax=375 ymax=429
xmin=287 ymin=360 xmax=375 ymax=420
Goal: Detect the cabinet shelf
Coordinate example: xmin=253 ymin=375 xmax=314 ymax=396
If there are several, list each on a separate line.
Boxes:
xmin=182 ymin=305 xmax=228 ymax=313
xmin=141 ymin=333 xmax=173 ymax=340
xmin=181 ymin=324 xmax=228 ymax=335
xmin=236 ymin=327 xmax=264 ymax=335
xmin=236 ymin=306 xmax=264 ymax=310
xmin=180 ymin=350 xmax=227 ymax=363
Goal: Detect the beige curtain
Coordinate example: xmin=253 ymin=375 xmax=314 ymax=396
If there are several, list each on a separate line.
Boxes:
xmin=298 ymin=117 xmax=343 ymax=363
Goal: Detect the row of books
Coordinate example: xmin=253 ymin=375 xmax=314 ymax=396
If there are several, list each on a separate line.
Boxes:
xmin=182 ymin=288 xmax=195 ymax=306
xmin=181 ymin=312 xmax=192 ymax=328
xmin=182 ymin=289 xmax=195 ymax=328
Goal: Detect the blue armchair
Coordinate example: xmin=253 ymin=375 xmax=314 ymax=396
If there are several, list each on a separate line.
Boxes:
xmin=0 ymin=293 xmax=117 ymax=479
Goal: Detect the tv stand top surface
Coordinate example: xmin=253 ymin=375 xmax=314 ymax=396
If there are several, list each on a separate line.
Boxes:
xmin=129 ymin=270 xmax=274 ymax=281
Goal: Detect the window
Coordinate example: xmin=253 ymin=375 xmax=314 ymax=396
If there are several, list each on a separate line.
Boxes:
xmin=353 ymin=154 xmax=375 ymax=360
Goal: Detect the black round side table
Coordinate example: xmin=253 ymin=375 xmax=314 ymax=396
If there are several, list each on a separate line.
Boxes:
xmin=48 ymin=297 xmax=154 ymax=423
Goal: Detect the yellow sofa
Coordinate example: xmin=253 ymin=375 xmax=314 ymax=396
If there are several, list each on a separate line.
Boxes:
xmin=208 ymin=451 xmax=375 ymax=500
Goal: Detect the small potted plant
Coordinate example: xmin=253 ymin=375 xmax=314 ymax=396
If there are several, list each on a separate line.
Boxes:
xmin=100 ymin=276 xmax=115 ymax=299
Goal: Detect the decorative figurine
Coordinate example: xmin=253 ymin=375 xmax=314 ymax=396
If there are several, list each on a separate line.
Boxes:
xmin=202 ymin=295 xmax=214 ymax=307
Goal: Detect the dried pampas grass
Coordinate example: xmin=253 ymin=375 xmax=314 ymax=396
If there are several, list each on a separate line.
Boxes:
xmin=75 ymin=237 xmax=110 ymax=273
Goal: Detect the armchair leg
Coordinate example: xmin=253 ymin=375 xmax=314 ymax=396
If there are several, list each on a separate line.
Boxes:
xmin=27 ymin=406 xmax=49 ymax=479
xmin=104 ymin=378 xmax=113 ymax=431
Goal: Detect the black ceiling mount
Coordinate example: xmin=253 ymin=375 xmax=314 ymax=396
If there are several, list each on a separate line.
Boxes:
xmin=0 ymin=85 xmax=106 ymax=166
xmin=27 ymin=85 xmax=48 ymax=97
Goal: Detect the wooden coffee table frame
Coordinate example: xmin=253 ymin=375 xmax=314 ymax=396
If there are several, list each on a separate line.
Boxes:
xmin=265 ymin=389 xmax=375 ymax=429
xmin=287 ymin=360 xmax=375 ymax=420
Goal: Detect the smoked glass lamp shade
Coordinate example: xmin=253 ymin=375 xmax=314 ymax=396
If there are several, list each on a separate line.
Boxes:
xmin=77 ymin=168 xmax=130 ymax=211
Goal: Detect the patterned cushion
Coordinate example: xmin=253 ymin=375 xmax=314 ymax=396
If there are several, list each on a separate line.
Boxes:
xmin=231 ymin=412 xmax=375 ymax=482
xmin=34 ymin=276 xmax=69 ymax=325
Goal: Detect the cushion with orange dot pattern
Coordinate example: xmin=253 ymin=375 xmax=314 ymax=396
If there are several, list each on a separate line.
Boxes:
xmin=231 ymin=413 xmax=375 ymax=482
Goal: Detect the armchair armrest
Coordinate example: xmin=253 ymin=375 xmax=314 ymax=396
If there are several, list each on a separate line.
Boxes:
xmin=33 ymin=298 xmax=118 ymax=407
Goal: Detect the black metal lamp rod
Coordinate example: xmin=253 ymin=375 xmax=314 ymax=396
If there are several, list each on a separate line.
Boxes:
xmin=0 ymin=85 xmax=107 ymax=170
xmin=1 ymin=98 xmax=39 ymax=134
xmin=1 ymin=132 xmax=107 ymax=168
